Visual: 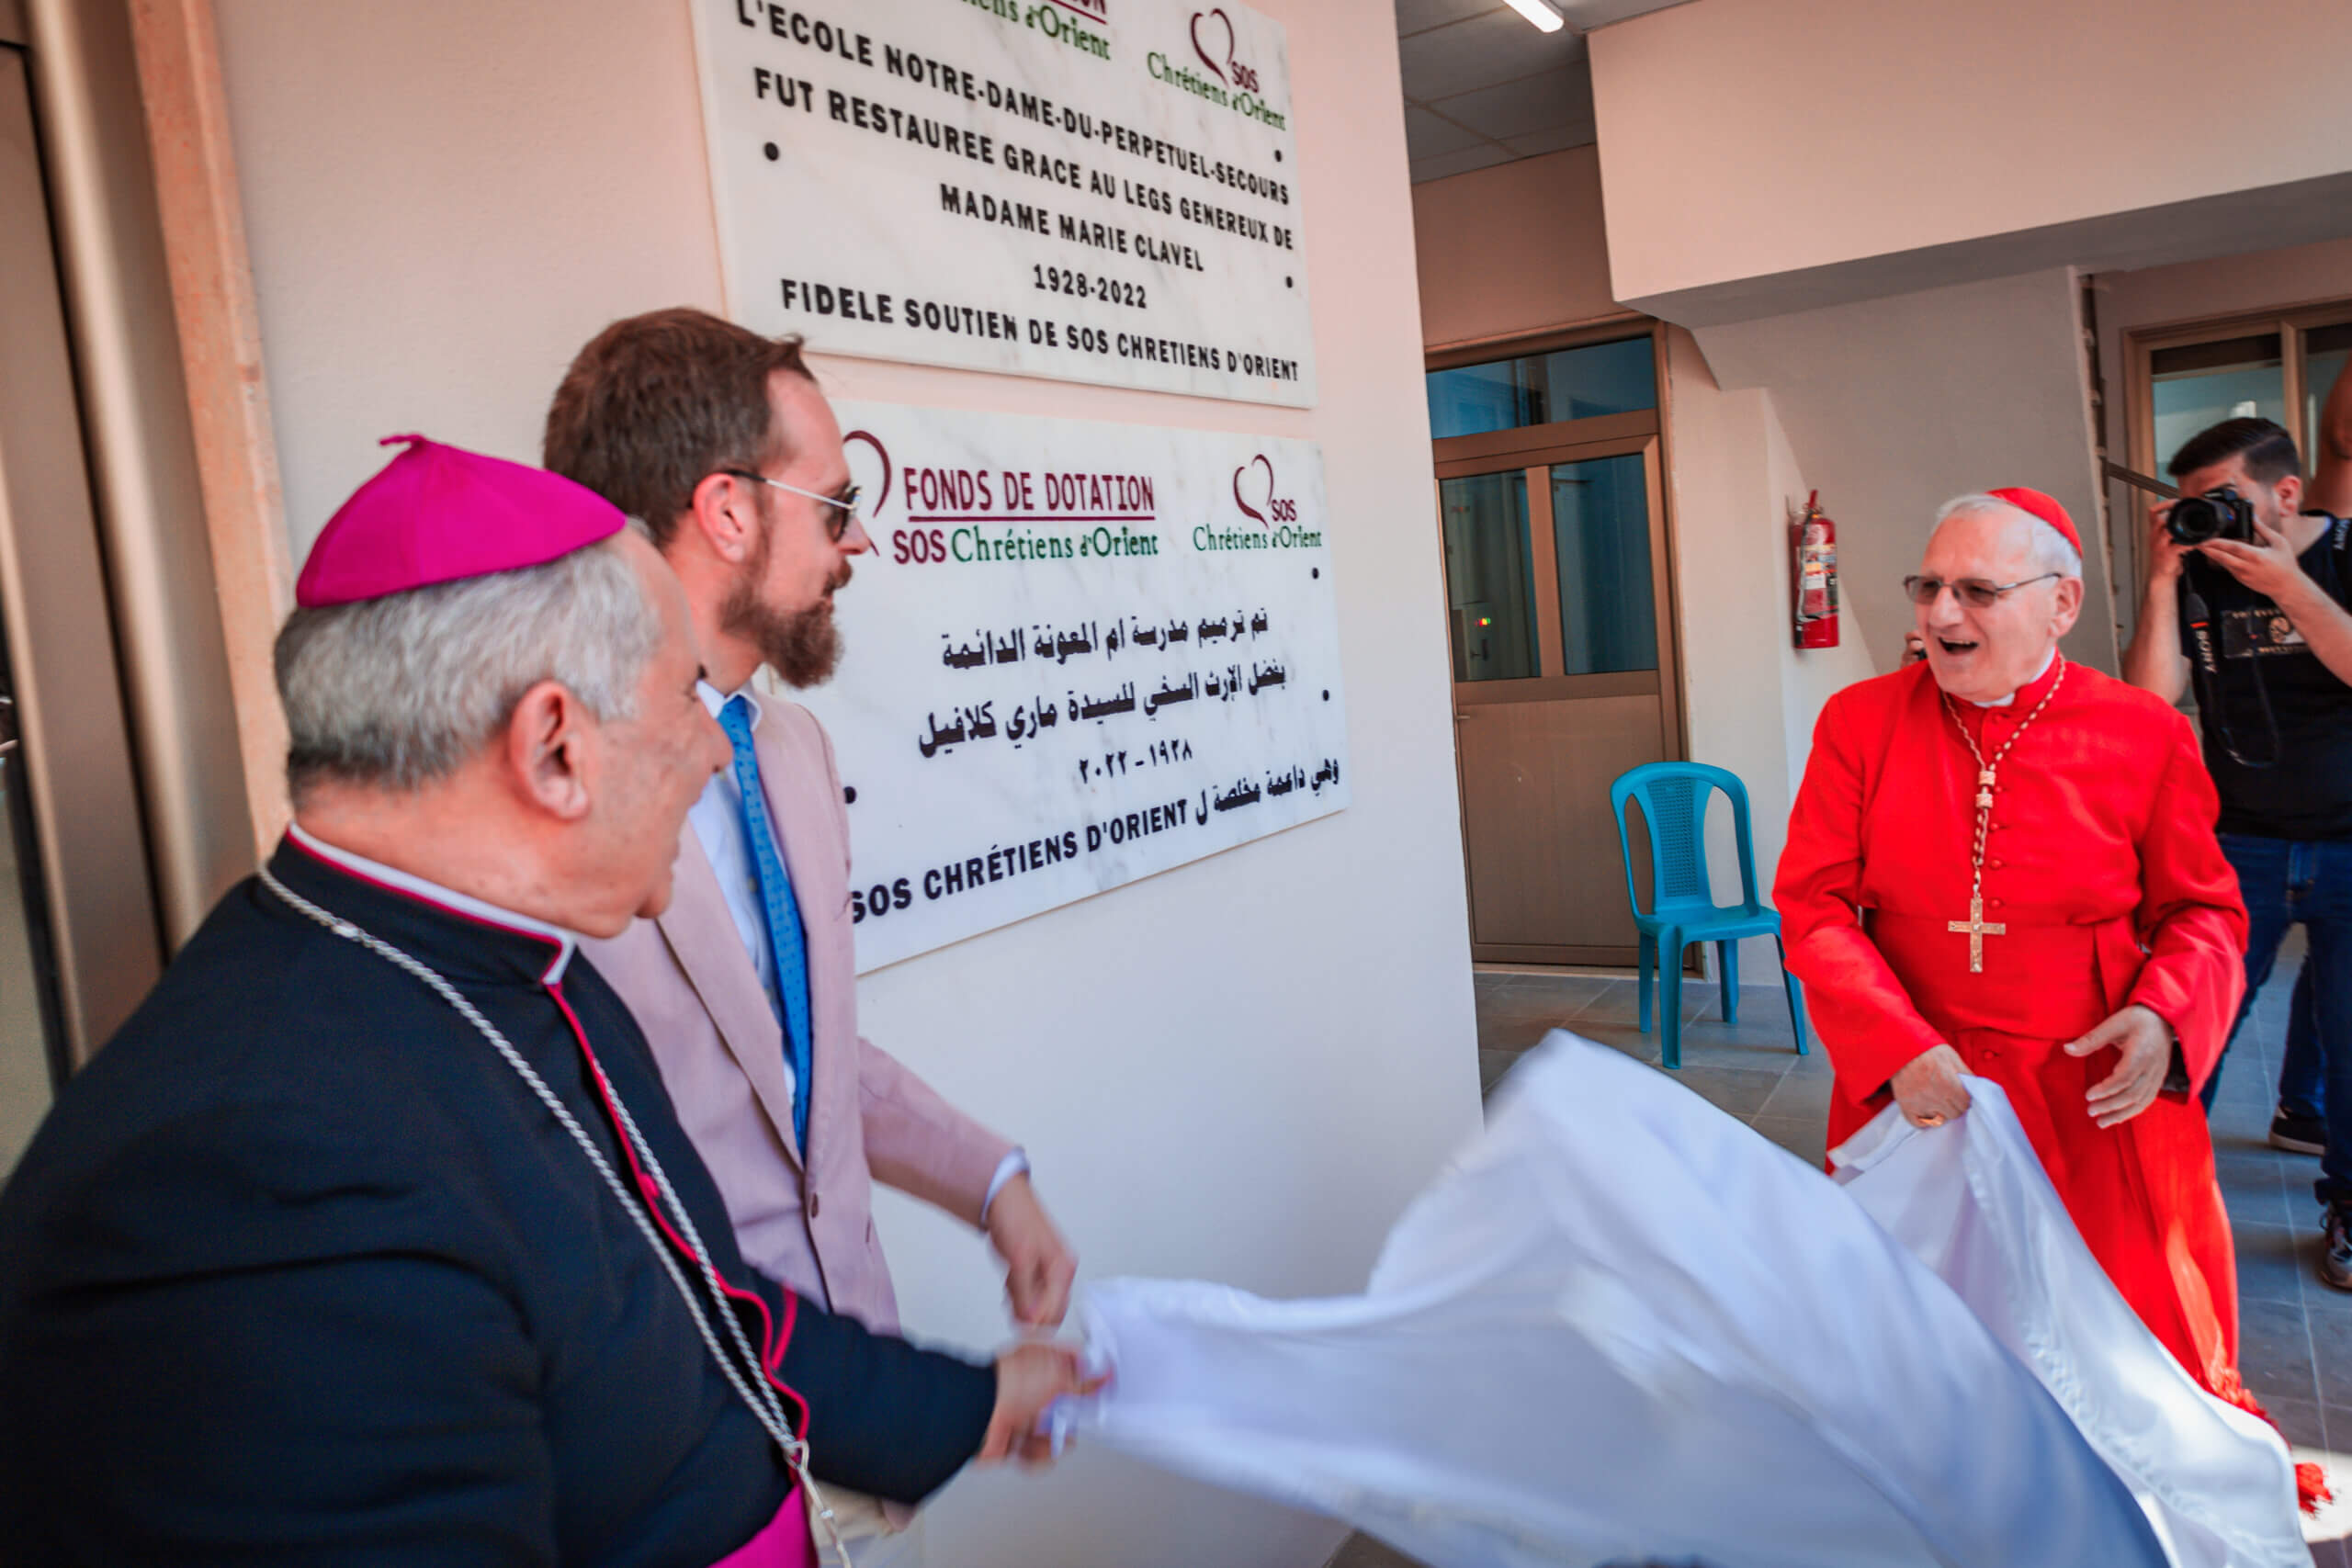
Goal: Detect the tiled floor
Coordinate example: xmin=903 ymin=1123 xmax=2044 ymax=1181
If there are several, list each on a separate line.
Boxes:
xmin=1329 ymin=947 xmax=2350 ymax=1568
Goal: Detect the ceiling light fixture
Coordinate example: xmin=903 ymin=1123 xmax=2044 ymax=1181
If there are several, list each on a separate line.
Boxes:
xmin=1502 ymin=0 xmax=1566 ymax=32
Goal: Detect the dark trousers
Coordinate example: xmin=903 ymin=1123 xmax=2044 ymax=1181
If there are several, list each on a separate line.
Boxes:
xmin=2211 ymin=834 xmax=2352 ymax=1206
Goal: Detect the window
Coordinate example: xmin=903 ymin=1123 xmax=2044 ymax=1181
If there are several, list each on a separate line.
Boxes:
xmin=1425 ymin=335 xmax=1657 ymax=441
xmin=2130 ymin=303 xmax=2352 ymax=481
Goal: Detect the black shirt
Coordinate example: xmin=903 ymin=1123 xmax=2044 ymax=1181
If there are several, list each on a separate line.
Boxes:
xmin=0 ymin=839 xmax=995 ymax=1566
xmin=2177 ymin=513 xmax=2352 ymax=839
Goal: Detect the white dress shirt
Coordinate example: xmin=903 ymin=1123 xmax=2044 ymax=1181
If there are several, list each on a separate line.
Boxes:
xmin=685 ymin=682 xmax=1026 ymax=1218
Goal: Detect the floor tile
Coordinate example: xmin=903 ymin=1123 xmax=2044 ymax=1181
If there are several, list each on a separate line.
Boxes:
xmin=1477 ymin=1049 xmax=1523 ymax=1096
xmin=1322 ymin=1532 xmax=1430 ymax=1568
xmin=2238 ymin=1222 xmax=2311 ymax=1308
xmin=1571 ymin=978 xmax=1712 ymax=1028
xmin=1474 ymin=973 xmax=1613 ymax=1014
xmin=1558 ymin=1020 xmax=1663 ymax=1066
xmin=2217 ymin=1149 xmax=2294 ymax=1229
xmin=2242 ymin=1295 xmax=2322 ymax=1406
xmin=1661 ymin=1065 xmax=1783 ymax=1120
xmin=1476 ymin=1016 xmax=1555 ymax=1053
xmin=2212 ymin=1095 xmax=2281 ymax=1148
xmin=2309 ymin=1307 xmax=2352 ymax=1408
xmin=1748 ymin=1114 xmax=1830 ymax=1168
xmin=2267 ymin=1394 xmax=2331 ymax=1450
xmin=1758 ymin=1069 xmax=1836 ymax=1122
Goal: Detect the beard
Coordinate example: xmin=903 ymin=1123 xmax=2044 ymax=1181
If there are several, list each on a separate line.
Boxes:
xmin=720 ymin=521 xmax=851 ymax=688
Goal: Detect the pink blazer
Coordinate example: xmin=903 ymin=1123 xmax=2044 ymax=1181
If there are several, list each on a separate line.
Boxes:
xmin=583 ymin=690 xmax=1013 ymax=1338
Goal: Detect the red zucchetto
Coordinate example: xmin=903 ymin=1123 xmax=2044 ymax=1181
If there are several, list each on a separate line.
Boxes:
xmin=1984 ymin=485 xmax=2083 ymax=559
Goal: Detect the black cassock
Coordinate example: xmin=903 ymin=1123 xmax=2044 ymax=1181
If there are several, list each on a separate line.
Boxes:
xmin=0 ymin=837 xmax=995 ymax=1565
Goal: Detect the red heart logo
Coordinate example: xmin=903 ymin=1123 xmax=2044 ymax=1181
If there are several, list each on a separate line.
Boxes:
xmin=1190 ymin=7 xmax=1235 ymax=83
xmin=1232 ymin=454 xmax=1274 ymax=526
xmin=843 ymin=429 xmax=892 ymax=516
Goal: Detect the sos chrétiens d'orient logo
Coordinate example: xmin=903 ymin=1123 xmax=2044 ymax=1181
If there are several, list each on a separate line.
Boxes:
xmin=1190 ymin=7 xmax=1260 ymax=93
xmin=1199 ymin=453 xmax=1321 ymax=552
xmin=1232 ymin=454 xmax=1293 ymax=525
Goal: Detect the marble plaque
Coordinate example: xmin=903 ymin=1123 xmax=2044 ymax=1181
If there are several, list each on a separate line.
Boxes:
xmin=690 ymin=0 xmax=1314 ymax=406
xmin=766 ymin=400 xmax=1349 ymax=971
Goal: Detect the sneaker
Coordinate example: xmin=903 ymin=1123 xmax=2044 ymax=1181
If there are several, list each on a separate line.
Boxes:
xmin=2269 ymin=1109 xmax=2327 ymax=1156
xmin=2324 ymin=1201 xmax=2352 ymax=1294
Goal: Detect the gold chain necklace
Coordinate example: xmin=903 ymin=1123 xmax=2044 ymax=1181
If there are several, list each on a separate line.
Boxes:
xmin=1939 ymin=659 xmax=2067 ymax=973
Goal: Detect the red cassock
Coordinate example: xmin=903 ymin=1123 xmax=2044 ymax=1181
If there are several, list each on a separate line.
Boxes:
xmin=1775 ymin=656 xmax=2253 ymax=1404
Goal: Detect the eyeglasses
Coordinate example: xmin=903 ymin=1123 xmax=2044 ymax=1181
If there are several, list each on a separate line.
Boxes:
xmin=1902 ymin=572 xmax=2061 ymax=608
xmin=718 ymin=469 xmax=864 ymax=543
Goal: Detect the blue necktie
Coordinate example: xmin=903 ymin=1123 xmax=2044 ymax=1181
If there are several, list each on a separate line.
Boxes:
xmin=717 ymin=697 xmax=814 ymax=1155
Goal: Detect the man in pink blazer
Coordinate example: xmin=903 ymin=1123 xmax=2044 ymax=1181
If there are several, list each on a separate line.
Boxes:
xmin=542 ymin=309 xmax=1076 ymax=1362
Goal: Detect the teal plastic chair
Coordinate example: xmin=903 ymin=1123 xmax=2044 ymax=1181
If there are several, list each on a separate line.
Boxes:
xmin=1609 ymin=761 xmax=1810 ymax=1070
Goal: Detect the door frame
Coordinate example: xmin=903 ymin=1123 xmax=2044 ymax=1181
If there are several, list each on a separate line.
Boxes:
xmin=0 ymin=40 xmax=165 ymax=1067
xmin=1428 ymin=321 xmax=1686 ymax=967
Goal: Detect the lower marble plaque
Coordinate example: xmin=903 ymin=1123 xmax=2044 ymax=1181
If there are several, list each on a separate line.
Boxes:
xmin=770 ymin=400 xmax=1349 ymax=971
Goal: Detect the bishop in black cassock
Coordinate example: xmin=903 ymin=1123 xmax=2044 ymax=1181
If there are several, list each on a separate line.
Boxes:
xmin=0 ymin=436 xmax=1063 ymax=1566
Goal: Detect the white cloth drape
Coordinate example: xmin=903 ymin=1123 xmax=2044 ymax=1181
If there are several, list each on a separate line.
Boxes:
xmin=1066 ymin=1032 xmax=2305 ymax=1568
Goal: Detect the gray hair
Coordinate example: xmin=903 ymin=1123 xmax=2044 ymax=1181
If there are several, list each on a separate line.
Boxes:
xmin=275 ymin=530 xmax=661 ymax=801
xmin=1933 ymin=492 xmax=2083 ymax=579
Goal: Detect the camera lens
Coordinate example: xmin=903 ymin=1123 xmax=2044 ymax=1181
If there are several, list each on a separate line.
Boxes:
xmin=2167 ymin=496 xmax=2227 ymax=546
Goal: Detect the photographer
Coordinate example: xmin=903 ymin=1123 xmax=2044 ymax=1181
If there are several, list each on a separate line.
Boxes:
xmin=2121 ymin=401 xmax=2352 ymax=1294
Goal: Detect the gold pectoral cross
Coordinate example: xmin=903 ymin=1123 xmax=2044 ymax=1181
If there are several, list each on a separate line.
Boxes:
xmin=1948 ymin=894 xmax=2007 ymax=974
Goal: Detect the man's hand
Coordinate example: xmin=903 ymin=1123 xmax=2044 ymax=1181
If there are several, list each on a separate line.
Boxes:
xmin=987 ymin=1173 xmax=1076 ymax=1328
xmin=2067 ymin=1003 xmax=2174 ymax=1129
xmin=979 ymin=1341 xmax=1105 ymax=1468
xmin=2147 ymin=501 xmax=2192 ymax=586
xmin=2198 ymin=509 xmax=2310 ymax=603
xmin=1890 ymin=1043 xmax=1972 ymax=1128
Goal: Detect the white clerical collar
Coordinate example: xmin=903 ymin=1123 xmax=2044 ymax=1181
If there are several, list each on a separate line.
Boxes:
xmin=287 ymin=821 xmax=580 ymax=984
xmin=698 ymin=678 xmax=762 ymax=728
xmin=1968 ymin=649 xmax=2058 ymax=709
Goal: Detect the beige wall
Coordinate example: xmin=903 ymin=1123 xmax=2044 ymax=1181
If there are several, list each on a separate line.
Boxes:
xmin=1693 ymin=270 xmax=2115 ymax=676
xmin=1591 ymin=0 xmax=2352 ymax=323
xmin=1411 ymin=146 xmax=1623 ymax=349
xmin=210 ymin=2 xmax=1481 ymax=1563
xmin=1662 ymin=331 xmax=1873 ymax=971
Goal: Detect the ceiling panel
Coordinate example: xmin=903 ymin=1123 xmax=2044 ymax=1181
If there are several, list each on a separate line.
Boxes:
xmin=1409 ymin=143 xmax=1518 ymax=184
xmin=1398 ymin=8 xmax=1586 ymax=104
xmin=1502 ymin=118 xmax=1599 ymax=158
xmin=1428 ymin=61 xmax=1591 ymax=141
xmin=1396 ymin=0 xmax=1687 ymax=184
xmin=1396 ymin=0 xmax=1500 ymax=36
xmin=1404 ymin=105 xmax=1490 ymax=162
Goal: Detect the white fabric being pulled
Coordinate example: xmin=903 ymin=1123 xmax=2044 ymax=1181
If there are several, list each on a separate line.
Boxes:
xmin=1067 ymin=1032 xmax=2303 ymax=1568
xmin=1832 ymin=1079 xmax=2304 ymax=1568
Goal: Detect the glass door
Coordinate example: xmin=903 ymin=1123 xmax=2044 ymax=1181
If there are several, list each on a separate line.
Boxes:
xmin=1440 ymin=433 xmax=1679 ymax=966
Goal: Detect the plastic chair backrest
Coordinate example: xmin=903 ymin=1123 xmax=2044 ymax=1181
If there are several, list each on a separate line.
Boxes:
xmin=1609 ymin=761 xmax=1759 ymax=920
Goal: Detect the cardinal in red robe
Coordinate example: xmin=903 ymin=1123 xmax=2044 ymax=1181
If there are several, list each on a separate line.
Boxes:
xmin=1775 ymin=487 xmax=2289 ymax=1452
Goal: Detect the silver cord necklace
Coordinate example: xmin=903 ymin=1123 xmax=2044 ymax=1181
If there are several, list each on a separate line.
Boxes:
xmin=260 ymin=866 xmax=854 ymax=1566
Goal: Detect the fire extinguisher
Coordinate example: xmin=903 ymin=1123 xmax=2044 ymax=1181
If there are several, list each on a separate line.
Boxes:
xmin=1792 ymin=491 xmax=1839 ymax=649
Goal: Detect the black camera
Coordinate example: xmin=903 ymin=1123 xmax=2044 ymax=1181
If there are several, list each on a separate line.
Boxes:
xmin=2167 ymin=484 xmax=2257 ymax=546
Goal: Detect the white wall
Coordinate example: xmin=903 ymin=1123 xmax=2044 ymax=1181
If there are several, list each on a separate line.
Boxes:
xmin=1589 ymin=0 xmax=2352 ymax=324
xmin=210 ymin=3 xmax=1482 ymax=1563
xmin=1692 ymin=270 xmax=2114 ymax=677
xmin=1661 ymin=332 xmax=1873 ymax=972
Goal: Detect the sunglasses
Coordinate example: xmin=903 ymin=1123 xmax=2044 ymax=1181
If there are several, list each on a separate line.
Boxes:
xmin=718 ymin=469 xmax=864 ymax=543
xmin=1902 ymin=572 xmax=2060 ymax=608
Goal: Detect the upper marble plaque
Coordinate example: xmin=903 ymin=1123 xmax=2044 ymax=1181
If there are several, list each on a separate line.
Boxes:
xmin=690 ymin=0 xmax=1315 ymax=407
